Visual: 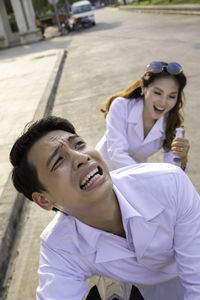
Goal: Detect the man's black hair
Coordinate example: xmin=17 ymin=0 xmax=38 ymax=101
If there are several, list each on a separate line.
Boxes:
xmin=10 ymin=116 xmax=76 ymax=202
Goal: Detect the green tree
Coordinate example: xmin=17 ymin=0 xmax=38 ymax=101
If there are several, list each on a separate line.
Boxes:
xmin=3 ymin=0 xmax=13 ymax=13
xmin=32 ymin=0 xmax=53 ymax=15
xmin=32 ymin=0 xmax=73 ymax=16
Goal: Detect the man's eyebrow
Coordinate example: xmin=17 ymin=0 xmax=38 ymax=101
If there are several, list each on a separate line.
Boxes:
xmin=46 ymin=134 xmax=80 ymax=168
xmin=46 ymin=144 xmax=63 ymax=168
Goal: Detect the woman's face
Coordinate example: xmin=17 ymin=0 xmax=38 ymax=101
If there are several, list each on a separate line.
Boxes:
xmin=143 ymin=76 xmax=179 ymax=121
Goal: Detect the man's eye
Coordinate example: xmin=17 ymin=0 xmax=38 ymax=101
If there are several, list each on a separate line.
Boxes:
xmin=75 ymin=141 xmax=85 ymax=149
xmin=51 ymin=157 xmax=63 ymax=172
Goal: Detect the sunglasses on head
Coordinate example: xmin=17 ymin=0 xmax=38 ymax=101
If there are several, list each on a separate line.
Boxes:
xmin=146 ymin=61 xmax=183 ymax=75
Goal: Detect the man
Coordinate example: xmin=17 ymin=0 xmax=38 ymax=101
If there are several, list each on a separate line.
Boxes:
xmin=10 ymin=116 xmax=200 ymax=300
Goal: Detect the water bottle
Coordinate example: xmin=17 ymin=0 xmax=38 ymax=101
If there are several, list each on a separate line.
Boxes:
xmin=173 ymin=127 xmax=184 ymax=167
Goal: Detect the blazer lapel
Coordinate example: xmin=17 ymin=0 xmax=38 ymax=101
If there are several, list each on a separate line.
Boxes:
xmin=127 ymin=99 xmax=144 ymax=141
xmin=142 ymin=115 xmax=166 ymax=145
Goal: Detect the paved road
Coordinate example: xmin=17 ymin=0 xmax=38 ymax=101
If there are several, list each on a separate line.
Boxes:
xmin=4 ymin=7 xmax=200 ymax=299
xmin=53 ymin=7 xmax=200 ymax=191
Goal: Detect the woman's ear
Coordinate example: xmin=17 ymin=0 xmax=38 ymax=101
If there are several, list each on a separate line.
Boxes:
xmin=32 ymin=192 xmax=54 ymax=211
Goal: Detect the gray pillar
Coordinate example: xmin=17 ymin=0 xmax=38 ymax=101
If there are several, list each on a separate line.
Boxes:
xmin=10 ymin=0 xmax=42 ymax=45
xmin=27 ymin=0 xmax=36 ymax=25
xmin=22 ymin=0 xmax=37 ymax=31
xmin=0 ymin=0 xmax=10 ymax=48
xmin=11 ymin=0 xmax=27 ymax=32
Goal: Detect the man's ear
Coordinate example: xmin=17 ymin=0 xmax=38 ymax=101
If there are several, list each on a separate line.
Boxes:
xmin=32 ymin=192 xmax=54 ymax=211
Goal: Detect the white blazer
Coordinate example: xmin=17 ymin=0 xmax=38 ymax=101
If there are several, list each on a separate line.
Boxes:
xmin=36 ymin=164 xmax=200 ymax=300
xmin=96 ymin=97 xmax=174 ymax=171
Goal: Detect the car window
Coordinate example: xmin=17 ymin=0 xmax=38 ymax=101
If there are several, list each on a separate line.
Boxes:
xmin=72 ymin=4 xmax=92 ymax=14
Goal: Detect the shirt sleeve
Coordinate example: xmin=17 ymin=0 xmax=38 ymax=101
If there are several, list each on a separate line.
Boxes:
xmin=105 ymin=98 xmax=138 ymax=169
xmin=36 ymin=242 xmax=88 ymax=300
xmin=173 ymin=171 xmax=200 ymax=299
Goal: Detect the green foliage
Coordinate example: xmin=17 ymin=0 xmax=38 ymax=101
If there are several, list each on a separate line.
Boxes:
xmin=129 ymin=0 xmax=200 ymax=5
xmin=32 ymin=0 xmax=53 ymax=16
xmin=8 ymin=13 xmax=18 ymax=32
xmin=3 ymin=0 xmax=13 ymax=13
xmin=32 ymin=0 xmax=72 ymax=16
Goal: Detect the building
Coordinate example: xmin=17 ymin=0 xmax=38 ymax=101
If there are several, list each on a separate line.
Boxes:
xmin=0 ymin=0 xmax=42 ymax=49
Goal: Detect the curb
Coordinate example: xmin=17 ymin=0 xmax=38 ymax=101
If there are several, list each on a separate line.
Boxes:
xmin=0 ymin=49 xmax=67 ymax=294
xmin=118 ymin=4 xmax=200 ymax=15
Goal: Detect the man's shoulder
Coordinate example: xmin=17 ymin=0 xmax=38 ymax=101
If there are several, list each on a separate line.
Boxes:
xmin=40 ymin=212 xmax=77 ymax=250
xmin=111 ymin=162 xmax=182 ymax=179
xmin=111 ymin=163 xmax=185 ymax=214
xmin=111 ymin=163 xmax=184 ymax=198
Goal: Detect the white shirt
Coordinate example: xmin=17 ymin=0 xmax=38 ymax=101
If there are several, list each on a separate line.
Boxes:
xmin=96 ymin=97 xmax=174 ymax=171
xmin=36 ymin=163 xmax=200 ymax=300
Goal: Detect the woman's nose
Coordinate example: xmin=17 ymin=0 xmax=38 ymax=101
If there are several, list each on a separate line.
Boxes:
xmin=159 ymin=96 xmax=166 ymax=105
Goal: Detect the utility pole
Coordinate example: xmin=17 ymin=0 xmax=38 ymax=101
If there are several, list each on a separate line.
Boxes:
xmin=48 ymin=0 xmax=62 ymax=32
xmin=64 ymin=0 xmax=70 ymax=14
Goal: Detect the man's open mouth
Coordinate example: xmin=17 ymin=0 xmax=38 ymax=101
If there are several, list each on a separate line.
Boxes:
xmin=80 ymin=167 xmax=103 ymax=190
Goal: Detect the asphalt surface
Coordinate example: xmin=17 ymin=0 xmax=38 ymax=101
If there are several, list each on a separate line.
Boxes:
xmin=0 ymin=4 xmax=200 ymax=299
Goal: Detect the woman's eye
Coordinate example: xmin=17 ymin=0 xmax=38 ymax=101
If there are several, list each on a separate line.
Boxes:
xmin=75 ymin=141 xmax=85 ymax=149
xmin=169 ymin=95 xmax=176 ymax=100
xmin=51 ymin=157 xmax=64 ymax=172
xmin=154 ymin=91 xmax=161 ymax=95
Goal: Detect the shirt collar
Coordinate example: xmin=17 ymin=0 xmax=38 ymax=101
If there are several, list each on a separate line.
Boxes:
xmin=111 ymin=168 xmax=164 ymax=221
xmin=75 ymin=177 xmax=164 ymax=263
xmin=127 ymin=98 xmax=143 ymax=125
xmin=111 ymin=169 xmax=165 ymax=260
xmin=46 ymin=166 xmax=165 ymax=263
xmin=75 ymin=217 xmax=136 ymax=263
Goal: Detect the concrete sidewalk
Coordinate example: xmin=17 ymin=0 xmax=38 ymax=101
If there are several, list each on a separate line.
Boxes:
xmin=0 ymin=28 xmax=71 ymax=293
xmin=0 ymin=4 xmax=199 ymax=296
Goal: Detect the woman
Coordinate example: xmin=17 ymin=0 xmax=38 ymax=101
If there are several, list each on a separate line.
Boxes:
xmin=96 ymin=61 xmax=190 ymax=171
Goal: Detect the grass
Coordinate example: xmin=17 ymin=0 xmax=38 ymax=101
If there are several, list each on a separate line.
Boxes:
xmin=129 ymin=0 xmax=200 ymax=6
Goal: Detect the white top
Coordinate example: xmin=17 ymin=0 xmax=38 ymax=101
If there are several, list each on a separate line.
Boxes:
xmin=36 ymin=163 xmax=200 ymax=300
xmin=96 ymin=97 xmax=174 ymax=171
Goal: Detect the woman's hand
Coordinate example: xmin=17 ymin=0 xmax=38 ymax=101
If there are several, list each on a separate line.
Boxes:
xmin=171 ymin=127 xmax=190 ymax=170
xmin=171 ymin=137 xmax=190 ymax=160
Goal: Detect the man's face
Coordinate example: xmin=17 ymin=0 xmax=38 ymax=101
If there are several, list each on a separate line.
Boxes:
xmin=27 ymin=130 xmax=112 ymax=216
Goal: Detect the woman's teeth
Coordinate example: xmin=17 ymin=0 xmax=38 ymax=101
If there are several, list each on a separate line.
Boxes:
xmin=154 ymin=105 xmax=164 ymax=112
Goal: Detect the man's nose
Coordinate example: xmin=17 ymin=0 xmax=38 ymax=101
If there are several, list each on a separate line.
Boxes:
xmin=71 ymin=151 xmax=90 ymax=169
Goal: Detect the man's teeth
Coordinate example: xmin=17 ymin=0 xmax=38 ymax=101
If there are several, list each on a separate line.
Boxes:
xmin=81 ymin=167 xmax=100 ymax=189
xmin=81 ymin=174 xmax=100 ymax=190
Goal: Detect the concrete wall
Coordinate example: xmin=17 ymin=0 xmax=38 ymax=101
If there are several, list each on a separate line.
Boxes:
xmin=0 ymin=0 xmax=42 ymax=49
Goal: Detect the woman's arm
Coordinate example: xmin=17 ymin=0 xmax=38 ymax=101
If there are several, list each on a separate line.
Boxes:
xmin=105 ymin=97 xmax=138 ymax=169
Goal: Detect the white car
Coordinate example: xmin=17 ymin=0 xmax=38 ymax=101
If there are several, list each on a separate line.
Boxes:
xmin=69 ymin=0 xmax=96 ymax=30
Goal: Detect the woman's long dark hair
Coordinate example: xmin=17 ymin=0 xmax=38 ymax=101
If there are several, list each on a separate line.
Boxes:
xmin=101 ymin=63 xmax=187 ymax=151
